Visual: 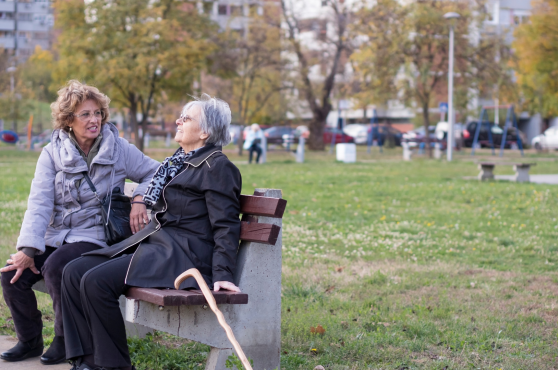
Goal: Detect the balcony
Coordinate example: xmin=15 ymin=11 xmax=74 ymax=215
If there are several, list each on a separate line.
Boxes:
xmin=17 ymin=20 xmax=49 ymax=32
xmin=0 ymin=36 xmax=14 ymax=49
xmin=16 ymin=2 xmax=51 ymax=14
xmin=0 ymin=19 xmax=15 ymax=31
xmin=0 ymin=2 xmax=15 ymax=12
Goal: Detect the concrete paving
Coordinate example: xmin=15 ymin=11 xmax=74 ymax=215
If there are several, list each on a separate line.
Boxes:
xmin=0 ymin=336 xmax=69 ymax=370
xmin=464 ymin=174 xmax=558 ymax=185
xmin=494 ymin=174 xmax=558 ymax=184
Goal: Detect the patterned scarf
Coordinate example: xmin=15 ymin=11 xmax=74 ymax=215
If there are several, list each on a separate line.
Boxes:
xmin=143 ymin=147 xmax=195 ymax=206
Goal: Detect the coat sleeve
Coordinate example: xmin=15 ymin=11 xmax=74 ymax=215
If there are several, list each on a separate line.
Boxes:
xmin=121 ymin=138 xmax=160 ymax=198
xmin=202 ymin=156 xmax=242 ymax=283
xmin=16 ymin=148 xmax=56 ymax=255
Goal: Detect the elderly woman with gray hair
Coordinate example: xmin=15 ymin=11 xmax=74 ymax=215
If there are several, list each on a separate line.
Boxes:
xmin=60 ymin=94 xmax=242 ymax=370
xmin=0 ymin=81 xmax=159 ymax=365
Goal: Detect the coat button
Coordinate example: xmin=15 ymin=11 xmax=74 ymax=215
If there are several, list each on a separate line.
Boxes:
xmin=56 ymin=241 xmax=61 ymax=246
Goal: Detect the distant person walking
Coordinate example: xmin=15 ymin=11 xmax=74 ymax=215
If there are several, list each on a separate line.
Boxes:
xmin=243 ymin=123 xmax=264 ymax=164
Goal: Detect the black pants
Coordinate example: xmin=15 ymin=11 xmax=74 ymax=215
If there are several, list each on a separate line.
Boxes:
xmin=248 ymin=144 xmax=262 ymax=164
xmin=1 ymin=242 xmax=100 ymax=342
xmin=62 ymin=254 xmax=132 ymax=367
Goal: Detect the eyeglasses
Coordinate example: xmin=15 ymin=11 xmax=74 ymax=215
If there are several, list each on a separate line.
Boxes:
xmin=73 ymin=110 xmax=105 ymax=122
xmin=177 ymin=114 xmax=197 ymax=125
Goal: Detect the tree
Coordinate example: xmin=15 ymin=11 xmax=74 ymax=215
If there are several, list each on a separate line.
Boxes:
xmin=53 ymin=0 xmax=216 ymax=151
xmin=354 ymin=0 xmax=511 ymax=156
xmin=280 ymin=0 xmax=354 ymax=150
xmin=350 ymin=0 xmax=404 ymax=116
xmin=513 ymin=0 xmax=558 ymax=120
xmin=20 ymin=46 xmax=57 ymax=103
xmin=207 ymin=3 xmax=286 ymax=155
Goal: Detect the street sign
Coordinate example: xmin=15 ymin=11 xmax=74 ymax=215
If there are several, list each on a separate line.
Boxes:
xmin=439 ymin=102 xmax=448 ymax=113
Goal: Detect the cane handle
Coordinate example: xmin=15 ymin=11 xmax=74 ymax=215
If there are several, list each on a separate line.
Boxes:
xmin=174 ymin=268 xmax=253 ymax=370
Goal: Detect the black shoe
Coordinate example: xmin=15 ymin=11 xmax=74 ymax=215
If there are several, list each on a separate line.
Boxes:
xmin=40 ymin=335 xmax=66 ymax=365
xmin=0 ymin=334 xmax=44 ymax=362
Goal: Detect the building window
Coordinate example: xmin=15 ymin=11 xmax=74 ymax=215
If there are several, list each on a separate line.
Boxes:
xmin=249 ymin=4 xmax=258 ymax=17
xmin=203 ymin=2 xmax=214 ymax=15
xmin=230 ymin=5 xmax=243 ymax=16
xmin=17 ymin=13 xmax=33 ymax=21
xmin=217 ymin=4 xmax=227 ymax=15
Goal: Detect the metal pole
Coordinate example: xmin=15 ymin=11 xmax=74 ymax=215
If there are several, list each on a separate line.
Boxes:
xmin=447 ymin=24 xmax=455 ymax=162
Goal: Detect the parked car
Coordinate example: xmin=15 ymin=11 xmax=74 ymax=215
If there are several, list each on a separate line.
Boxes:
xmin=402 ymin=126 xmax=438 ymax=148
xmin=462 ymin=121 xmax=524 ymax=148
xmin=283 ymin=125 xmax=354 ymax=145
xmin=263 ymin=126 xmax=295 ymax=145
xmin=369 ymin=125 xmax=403 ymax=146
xmin=532 ymin=127 xmax=558 ymax=151
xmin=323 ymin=127 xmax=355 ymax=144
xmin=343 ymin=124 xmax=369 ymax=144
xmin=342 ymin=124 xmax=402 ymax=146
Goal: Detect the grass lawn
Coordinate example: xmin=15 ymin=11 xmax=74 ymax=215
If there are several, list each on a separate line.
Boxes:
xmin=1 ymin=145 xmax=558 ymax=369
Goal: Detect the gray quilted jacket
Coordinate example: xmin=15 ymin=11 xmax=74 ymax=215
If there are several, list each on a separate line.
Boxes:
xmin=16 ymin=123 xmax=160 ymax=254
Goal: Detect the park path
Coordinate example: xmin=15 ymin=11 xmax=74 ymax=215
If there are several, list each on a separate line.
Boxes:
xmin=0 ymin=336 xmax=68 ymax=370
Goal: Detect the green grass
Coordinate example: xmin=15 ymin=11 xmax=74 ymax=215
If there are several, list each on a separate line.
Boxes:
xmin=1 ymin=145 xmax=558 ymax=369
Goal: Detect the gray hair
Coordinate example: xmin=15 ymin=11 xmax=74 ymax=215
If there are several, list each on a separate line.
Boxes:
xmin=181 ymin=94 xmax=231 ymax=146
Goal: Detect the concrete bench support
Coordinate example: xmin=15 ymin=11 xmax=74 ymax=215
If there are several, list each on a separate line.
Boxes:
xmin=514 ymin=164 xmax=531 ymax=183
xmin=478 ymin=163 xmax=495 ymax=181
xmin=402 ymin=143 xmax=412 ymax=161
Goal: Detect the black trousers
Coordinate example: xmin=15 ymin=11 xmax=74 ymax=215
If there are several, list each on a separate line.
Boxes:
xmin=0 ymin=242 xmax=100 ymax=342
xmin=248 ymin=144 xmax=262 ymax=164
xmin=62 ymin=254 xmax=132 ymax=367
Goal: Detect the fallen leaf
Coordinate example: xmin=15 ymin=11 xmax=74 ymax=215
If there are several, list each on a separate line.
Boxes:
xmin=312 ymin=198 xmax=317 ymax=202
xmin=289 ymin=210 xmax=299 ymax=215
xmin=325 ymin=285 xmax=335 ymax=293
xmin=412 ymin=359 xmax=428 ymax=364
xmin=341 ymin=321 xmax=349 ymax=329
xmin=310 ymin=325 xmax=326 ymax=335
xmin=335 ymin=266 xmax=344 ymax=273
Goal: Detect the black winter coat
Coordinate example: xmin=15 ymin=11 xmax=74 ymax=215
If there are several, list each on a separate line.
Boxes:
xmin=84 ymin=144 xmax=242 ymax=290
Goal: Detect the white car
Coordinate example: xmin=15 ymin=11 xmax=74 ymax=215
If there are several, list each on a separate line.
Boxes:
xmin=532 ymin=127 xmax=558 ymax=151
xmin=343 ymin=124 xmax=369 ymax=145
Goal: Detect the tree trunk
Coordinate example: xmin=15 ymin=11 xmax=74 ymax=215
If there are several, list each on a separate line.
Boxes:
xmin=238 ymin=125 xmax=244 ymax=156
xmin=128 ymin=102 xmax=141 ymax=151
xmin=138 ymin=118 xmax=147 ymax=152
xmin=308 ymin=118 xmax=326 ymax=150
xmin=422 ymin=102 xmax=432 ymax=158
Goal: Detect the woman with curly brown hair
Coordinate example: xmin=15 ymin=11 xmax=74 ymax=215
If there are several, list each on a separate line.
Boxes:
xmin=0 ymin=80 xmax=159 ymax=365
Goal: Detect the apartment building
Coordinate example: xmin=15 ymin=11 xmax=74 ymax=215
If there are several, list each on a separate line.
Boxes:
xmin=194 ymin=0 xmax=267 ymax=36
xmin=0 ymin=0 xmax=53 ymax=62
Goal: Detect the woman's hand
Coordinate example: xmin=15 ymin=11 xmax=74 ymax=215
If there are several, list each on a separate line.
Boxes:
xmin=130 ymin=195 xmax=149 ymax=234
xmin=0 ymin=251 xmax=40 ymax=284
xmin=214 ymin=281 xmax=241 ymax=292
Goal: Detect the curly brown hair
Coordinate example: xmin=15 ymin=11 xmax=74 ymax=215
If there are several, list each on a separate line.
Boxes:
xmin=51 ymin=80 xmax=111 ymax=131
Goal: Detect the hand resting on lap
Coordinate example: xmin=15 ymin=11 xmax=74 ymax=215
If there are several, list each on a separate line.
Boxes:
xmin=0 ymin=251 xmax=40 ymax=284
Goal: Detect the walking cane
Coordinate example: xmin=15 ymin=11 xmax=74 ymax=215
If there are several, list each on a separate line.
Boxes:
xmin=174 ymin=268 xmax=253 ymax=370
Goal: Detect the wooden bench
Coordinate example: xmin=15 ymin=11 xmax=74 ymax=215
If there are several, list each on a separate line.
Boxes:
xmin=477 ymin=162 xmax=536 ymax=183
xmin=34 ymin=186 xmax=286 ymax=370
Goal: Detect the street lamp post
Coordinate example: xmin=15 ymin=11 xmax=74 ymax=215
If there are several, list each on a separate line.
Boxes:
xmin=6 ymin=66 xmax=17 ymax=131
xmin=444 ymin=12 xmax=460 ymax=162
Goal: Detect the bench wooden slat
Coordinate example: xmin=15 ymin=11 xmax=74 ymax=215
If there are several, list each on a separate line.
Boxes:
xmin=240 ymin=195 xmax=287 ymax=218
xmin=240 ymin=221 xmax=280 ymax=245
xmin=126 ymin=287 xmax=248 ymax=306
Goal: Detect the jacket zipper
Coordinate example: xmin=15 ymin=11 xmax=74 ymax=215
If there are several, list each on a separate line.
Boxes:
xmin=123 ymin=164 xmax=191 ymax=283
